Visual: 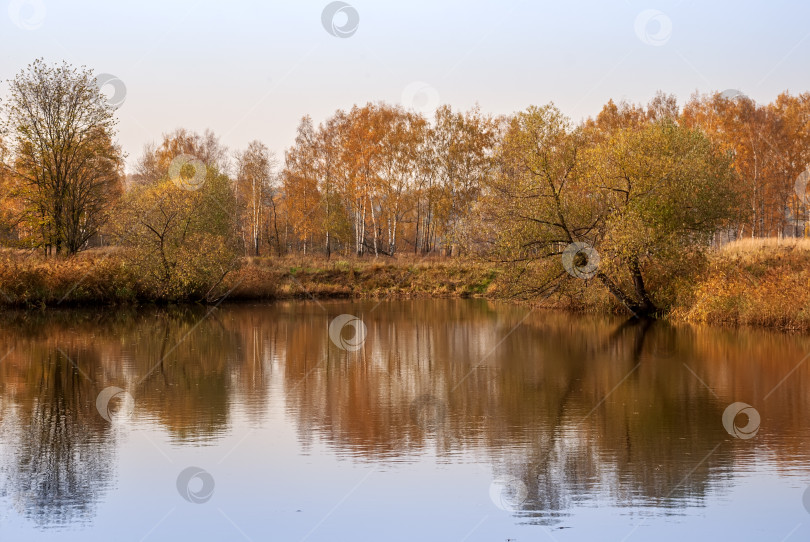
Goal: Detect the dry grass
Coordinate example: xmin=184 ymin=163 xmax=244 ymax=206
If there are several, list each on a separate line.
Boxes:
xmin=0 ymin=249 xmax=499 ymax=307
xmin=717 ymin=237 xmax=810 ymax=258
xmin=0 ymin=247 xmax=138 ymax=306
xmin=673 ymin=238 xmax=810 ymax=331
xmin=228 ymin=255 xmax=498 ymax=301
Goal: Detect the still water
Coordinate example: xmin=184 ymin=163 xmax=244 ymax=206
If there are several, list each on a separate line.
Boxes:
xmin=1 ymin=299 xmax=809 ymax=541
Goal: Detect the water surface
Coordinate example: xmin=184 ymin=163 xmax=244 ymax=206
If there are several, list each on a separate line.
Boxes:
xmin=1 ymin=299 xmax=809 ymax=541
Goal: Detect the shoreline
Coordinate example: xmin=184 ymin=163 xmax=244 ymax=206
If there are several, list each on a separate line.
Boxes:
xmin=2 ymin=238 xmax=809 ymax=333
xmin=0 ymin=250 xmax=497 ymax=308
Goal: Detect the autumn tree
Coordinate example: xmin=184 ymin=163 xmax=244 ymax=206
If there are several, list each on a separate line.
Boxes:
xmin=283 ymin=104 xmax=426 ymax=257
xmin=769 ymin=92 xmax=810 ymax=237
xmin=0 ymin=136 xmax=24 ymax=242
xmin=115 ymin=130 xmax=238 ymax=300
xmin=155 ymin=128 xmax=228 ymax=174
xmin=682 ymin=92 xmax=788 ymax=238
xmin=130 ymin=142 xmax=162 ymax=187
xmin=1 ymin=59 xmax=124 ymax=254
xmin=318 ymin=112 xmax=353 ymax=257
xmin=235 ymin=141 xmax=276 ymax=256
xmin=283 ymin=116 xmax=325 ymax=254
xmin=483 ymin=104 xmax=741 ymax=315
xmin=359 ymin=104 xmax=426 ymax=256
xmin=418 ymin=105 xmax=497 ymax=255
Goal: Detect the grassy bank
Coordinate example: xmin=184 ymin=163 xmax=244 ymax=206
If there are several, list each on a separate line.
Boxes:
xmin=2 ymin=241 xmax=809 ymax=333
xmin=0 ymin=249 xmax=498 ymax=308
xmin=673 ymin=238 xmax=810 ymax=331
xmin=231 ymin=256 xmax=498 ymax=300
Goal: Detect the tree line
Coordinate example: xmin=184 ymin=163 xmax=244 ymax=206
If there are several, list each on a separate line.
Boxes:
xmin=1 ymin=60 xmax=809 ymax=310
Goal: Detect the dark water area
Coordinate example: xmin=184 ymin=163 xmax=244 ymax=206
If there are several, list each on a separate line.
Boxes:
xmin=1 ymin=299 xmax=809 ymax=541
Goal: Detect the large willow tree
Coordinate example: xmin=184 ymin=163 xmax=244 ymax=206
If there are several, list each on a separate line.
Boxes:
xmin=483 ymin=104 xmax=742 ymax=316
xmin=1 ymin=59 xmax=123 ymax=254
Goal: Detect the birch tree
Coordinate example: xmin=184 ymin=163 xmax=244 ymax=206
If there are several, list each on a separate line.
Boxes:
xmin=235 ymin=141 xmax=276 ymax=256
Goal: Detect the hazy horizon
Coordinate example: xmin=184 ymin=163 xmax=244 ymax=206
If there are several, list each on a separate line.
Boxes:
xmin=3 ymin=0 xmax=809 ymax=173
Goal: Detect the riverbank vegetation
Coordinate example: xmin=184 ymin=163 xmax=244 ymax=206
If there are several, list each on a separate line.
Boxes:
xmin=674 ymin=238 xmax=810 ymax=331
xmin=1 ymin=60 xmax=809 ymax=327
xmin=0 ymin=249 xmax=497 ymax=306
xmin=2 ymin=240 xmax=810 ymax=331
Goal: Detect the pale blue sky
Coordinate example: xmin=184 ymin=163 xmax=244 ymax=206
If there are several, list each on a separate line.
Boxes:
xmin=2 ymin=0 xmax=808 ymax=172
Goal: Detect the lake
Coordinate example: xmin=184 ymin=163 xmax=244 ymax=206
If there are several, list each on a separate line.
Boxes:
xmin=1 ymin=299 xmax=809 ymax=541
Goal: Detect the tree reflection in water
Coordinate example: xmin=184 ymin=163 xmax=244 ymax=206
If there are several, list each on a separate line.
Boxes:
xmin=1 ymin=300 xmax=809 ymax=528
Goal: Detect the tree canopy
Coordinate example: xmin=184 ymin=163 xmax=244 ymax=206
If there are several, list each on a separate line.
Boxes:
xmin=1 ymin=59 xmax=124 ymax=254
